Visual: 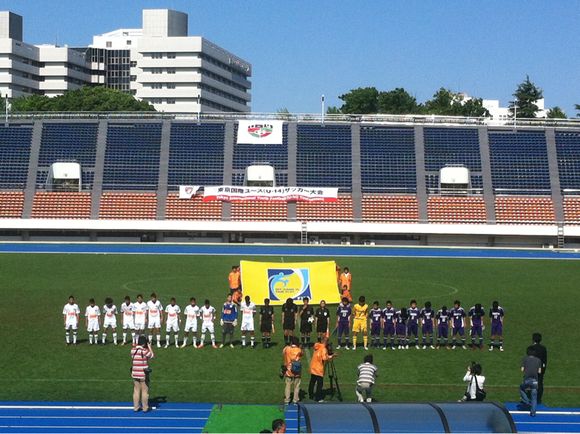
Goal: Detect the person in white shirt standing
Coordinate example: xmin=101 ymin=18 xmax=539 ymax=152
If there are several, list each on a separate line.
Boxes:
xmin=63 ymin=295 xmax=80 ymax=345
xmin=164 ymin=297 xmax=181 ymax=348
xmin=240 ymin=295 xmax=257 ymax=349
xmin=198 ymin=299 xmax=217 ymax=349
xmin=121 ymin=295 xmax=136 ymax=345
xmin=182 ymin=297 xmax=200 ymax=348
xmin=85 ymin=298 xmax=101 ymax=345
xmin=133 ymin=294 xmax=148 ymax=338
xmin=147 ymin=292 xmax=164 ymax=348
xmin=102 ymin=297 xmax=118 ymax=345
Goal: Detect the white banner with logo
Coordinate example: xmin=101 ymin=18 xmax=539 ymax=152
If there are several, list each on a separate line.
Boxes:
xmin=237 ymin=120 xmax=284 ymax=145
xmin=178 ymin=185 xmax=200 ymax=199
xmin=203 ymin=186 xmax=338 ymax=202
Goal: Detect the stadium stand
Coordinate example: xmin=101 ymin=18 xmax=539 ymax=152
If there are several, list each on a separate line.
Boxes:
xmin=99 ymin=192 xmax=157 ymax=220
xmin=166 ymin=193 xmax=222 ymax=220
xmin=563 ymin=196 xmax=580 ymax=224
xmin=556 ymin=130 xmax=580 ymax=191
xmin=231 ymin=201 xmax=288 ymax=221
xmin=361 ymin=195 xmax=419 ymax=222
xmin=495 ymin=196 xmax=555 ymax=224
xmin=0 ymin=124 xmax=33 ymax=189
xmin=296 ymin=195 xmax=353 ymax=222
xmin=428 ymin=195 xmax=487 ymax=223
xmin=0 ymin=191 xmax=24 ymax=218
xmin=31 ymin=192 xmax=91 ymax=219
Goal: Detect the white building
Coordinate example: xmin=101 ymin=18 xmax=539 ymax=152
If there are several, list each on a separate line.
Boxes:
xmin=483 ymin=98 xmax=548 ymax=124
xmin=0 ymin=9 xmax=252 ymax=113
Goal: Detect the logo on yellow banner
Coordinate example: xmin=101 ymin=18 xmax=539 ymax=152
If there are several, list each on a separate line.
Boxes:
xmin=267 ymin=268 xmax=311 ymax=301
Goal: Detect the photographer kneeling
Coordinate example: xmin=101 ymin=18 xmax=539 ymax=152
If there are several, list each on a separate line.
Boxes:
xmin=459 ymin=362 xmax=486 ymax=402
xmin=131 ymin=335 xmax=155 ymax=412
xmin=309 ymin=336 xmax=336 ymax=403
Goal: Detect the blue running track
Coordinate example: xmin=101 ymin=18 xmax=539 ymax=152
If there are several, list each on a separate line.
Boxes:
xmin=1 ymin=242 xmax=580 ymax=260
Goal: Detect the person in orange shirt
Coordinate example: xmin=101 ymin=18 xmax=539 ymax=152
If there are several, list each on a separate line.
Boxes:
xmin=282 ymin=336 xmax=303 ymax=404
xmin=341 ymin=285 xmax=353 ymax=304
xmin=232 ymin=289 xmax=242 ymax=306
xmin=339 ymin=267 xmax=352 ymax=292
xmin=228 ymin=266 xmax=240 ymax=295
xmin=336 ymin=264 xmax=341 ymax=287
xmin=308 ymin=336 xmax=336 ymax=402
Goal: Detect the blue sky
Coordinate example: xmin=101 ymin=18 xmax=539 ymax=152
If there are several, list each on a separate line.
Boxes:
xmin=2 ymin=0 xmax=579 ymax=115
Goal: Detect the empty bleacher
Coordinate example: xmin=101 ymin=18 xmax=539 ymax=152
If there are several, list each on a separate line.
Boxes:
xmin=360 ymin=127 xmax=416 ymax=192
xmin=361 ymin=195 xmax=419 ymax=222
xmin=556 ymin=131 xmax=580 ymax=191
xmin=0 ymin=124 xmax=33 ymax=189
xmin=297 ymin=125 xmax=352 ymax=190
xmin=428 ymin=196 xmax=487 ymax=223
xmin=36 ymin=123 xmax=98 ymax=189
xmin=296 ymin=195 xmax=353 ymax=222
xmin=0 ymin=191 xmax=24 ymax=218
xmin=168 ymin=123 xmax=225 ymax=188
xmin=103 ymin=123 xmax=162 ymax=190
xmin=31 ymin=192 xmax=91 ymax=219
xmin=165 ymin=193 xmax=222 ymax=220
xmin=563 ymin=196 xmax=580 ymax=224
xmin=231 ymin=201 xmax=287 ymax=221
xmin=99 ymin=192 xmax=157 ymax=219
xmin=495 ymin=196 xmax=555 ymax=224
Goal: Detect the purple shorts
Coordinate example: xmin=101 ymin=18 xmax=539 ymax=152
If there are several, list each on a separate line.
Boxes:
xmin=407 ymin=322 xmax=418 ymax=337
xmin=491 ymin=322 xmax=503 ymax=336
xmin=371 ymin=323 xmax=381 ymax=336
xmin=422 ymin=323 xmax=434 ymax=335
xmin=383 ymin=323 xmax=396 ymax=336
xmin=452 ymin=324 xmax=465 ymax=336
xmin=396 ymin=323 xmax=406 ymax=336
xmin=337 ymin=322 xmax=349 ymax=337
xmin=438 ymin=324 xmax=448 ymax=338
xmin=471 ymin=325 xmax=483 ymax=337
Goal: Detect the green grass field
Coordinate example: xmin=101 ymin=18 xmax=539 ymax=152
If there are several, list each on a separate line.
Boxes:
xmin=0 ymin=253 xmax=578 ymax=406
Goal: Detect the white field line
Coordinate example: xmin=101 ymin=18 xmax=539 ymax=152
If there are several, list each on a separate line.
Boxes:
xmin=510 ymin=410 xmax=580 ymax=416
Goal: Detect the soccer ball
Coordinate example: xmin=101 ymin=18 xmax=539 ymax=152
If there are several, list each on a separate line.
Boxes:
xmin=308 ymin=316 xmax=315 ymax=323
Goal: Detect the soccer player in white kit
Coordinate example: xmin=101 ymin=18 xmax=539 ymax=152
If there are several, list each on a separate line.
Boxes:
xmin=121 ymin=295 xmax=136 ymax=345
xmin=63 ymin=295 xmax=80 ymax=345
xmin=182 ymin=297 xmax=200 ymax=348
xmin=198 ymin=299 xmax=217 ymax=349
xmin=164 ymin=297 xmax=181 ymax=348
xmin=102 ymin=297 xmax=118 ymax=345
xmin=133 ymin=294 xmax=148 ymax=338
xmin=147 ymin=293 xmax=164 ymax=348
xmin=85 ymin=298 xmax=101 ymax=345
xmin=240 ymin=295 xmax=257 ymax=348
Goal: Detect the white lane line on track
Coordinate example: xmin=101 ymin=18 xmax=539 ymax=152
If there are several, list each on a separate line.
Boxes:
xmin=510 ymin=410 xmax=580 ymax=415
xmin=516 ymin=421 xmax=580 ymax=425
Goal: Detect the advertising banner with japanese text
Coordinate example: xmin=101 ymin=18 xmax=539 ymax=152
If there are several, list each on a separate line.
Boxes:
xmin=203 ymin=186 xmax=338 ymax=202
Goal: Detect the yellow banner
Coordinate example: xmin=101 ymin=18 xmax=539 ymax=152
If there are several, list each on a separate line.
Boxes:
xmin=240 ymin=260 xmax=340 ymax=306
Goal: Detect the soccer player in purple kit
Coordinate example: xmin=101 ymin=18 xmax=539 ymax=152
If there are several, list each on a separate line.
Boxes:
xmin=382 ymin=300 xmax=396 ymax=350
xmin=436 ymin=305 xmax=450 ymax=349
xmin=336 ymin=297 xmax=352 ymax=350
xmin=450 ymin=300 xmax=467 ymax=349
xmin=395 ymin=307 xmax=409 ymax=349
xmin=407 ymin=299 xmax=420 ymax=349
xmin=489 ymin=300 xmax=505 ymax=352
xmin=420 ymin=301 xmax=435 ymax=349
xmin=369 ymin=301 xmax=383 ymax=349
xmin=468 ymin=303 xmax=485 ymax=350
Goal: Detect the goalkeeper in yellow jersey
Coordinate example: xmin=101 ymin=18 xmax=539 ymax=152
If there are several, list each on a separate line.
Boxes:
xmin=352 ymin=296 xmax=369 ymax=350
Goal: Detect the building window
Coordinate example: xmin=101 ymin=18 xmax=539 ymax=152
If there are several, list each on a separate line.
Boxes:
xmin=151 ymin=68 xmax=162 ymax=74
xmin=130 ymin=61 xmax=137 ymax=67
xmin=151 ymin=53 xmax=163 ymax=59
xmin=167 ymin=52 xmax=176 ymax=59
xmin=126 ymin=40 xmax=132 ymax=45
xmin=166 ymin=83 xmax=176 ymax=89
xmin=106 ymin=41 xmax=112 ymax=48
xmin=167 ymin=68 xmax=176 ymax=74
xmin=151 ymin=83 xmax=162 ymax=89
xmin=166 ymin=99 xmax=176 ymax=104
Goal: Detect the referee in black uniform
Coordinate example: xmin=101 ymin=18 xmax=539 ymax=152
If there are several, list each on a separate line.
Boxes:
xmin=527 ymin=332 xmax=547 ymax=404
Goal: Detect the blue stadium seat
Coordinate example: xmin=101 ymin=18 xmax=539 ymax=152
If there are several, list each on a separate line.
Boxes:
xmin=556 ymin=131 xmax=580 ymax=191
xmin=0 ymin=124 xmax=33 ymax=189
xmin=360 ymin=126 xmax=416 ymax=192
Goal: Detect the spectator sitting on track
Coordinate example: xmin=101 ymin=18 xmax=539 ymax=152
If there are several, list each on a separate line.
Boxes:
xmin=459 ymin=363 xmax=485 ymax=402
xmin=355 ymin=354 xmax=378 ymax=403
xmin=131 ymin=335 xmax=154 ymax=412
xmin=272 ymin=418 xmax=286 ymax=433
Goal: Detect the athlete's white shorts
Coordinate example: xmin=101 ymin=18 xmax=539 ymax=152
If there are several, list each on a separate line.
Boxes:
xmin=134 ymin=322 xmax=146 ymax=330
xmin=166 ymin=322 xmax=179 ymax=333
xmin=184 ymin=321 xmax=198 ymax=333
xmin=123 ymin=319 xmax=135 ymax=330
xmin=65 ymin=320 xmax=78 ymax=330
xmin=201 ymin=322 xmax=214 ymax=334
xmin=103 ymin=319 xmax=117 ymax=328
xmin=148 ymin=318 xmax=161 ymax=329
xmin=87 ymin=320 xmax=100 ymax=332
xmin=241 ymin=321 xmax=254 ymax=332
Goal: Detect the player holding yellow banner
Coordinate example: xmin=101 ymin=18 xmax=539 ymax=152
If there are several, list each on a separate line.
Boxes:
xmin=352 ymin=296 xmax=369 ymax=350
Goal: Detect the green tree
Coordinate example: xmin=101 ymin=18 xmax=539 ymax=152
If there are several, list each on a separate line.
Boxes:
xmin=423 ymin=88 xmax=489 ymax=117
xmin=510 ymin=75 xmax=543 ymax=118
xmin=11 ymin=86 xmax=155 ymax=112
xmin=460 ymin=97 xmax=490 ymax=117
xmin=377 ymin=88 xmax=419 ymax=114
xmin=546 ymin=106 xmax=567 ymax=119
xmin=326 ymin=106 xmax=341 ymax=114
xmin=575 ymin=104 xmax=580 ymax=117
xmin=339 ymin=87 xmax=379 ymax=114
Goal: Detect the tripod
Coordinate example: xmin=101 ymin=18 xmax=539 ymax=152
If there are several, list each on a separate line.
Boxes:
xmin=327 ymin=359 xmax=343 ymax=402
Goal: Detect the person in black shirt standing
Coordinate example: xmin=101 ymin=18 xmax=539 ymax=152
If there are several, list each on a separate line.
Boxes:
xmin=527 ymin=332 xmax=547 ymax=404
xmin=259 ymin=298 xmax=275 ymax=348
xmin=282 ymin=298 xmax=298 ymax=346
xmin=315 ymin=300 xmax=330 ymax=343
xmin=299 ymin=298 xmax=315 ymax=347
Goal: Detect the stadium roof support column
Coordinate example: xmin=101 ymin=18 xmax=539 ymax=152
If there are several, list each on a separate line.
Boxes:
xmin=545 ymin=128 xmax=564 ymax=222
xmin=478 ymin=126 xmax=496 ymax=224
xmin=351 ymin=123 xmax=362 ymax=222
xmin=222 ymin=121 xmax=235 ymax=221
xmin=90 ymin=120 xmax=108 ymax=219
xmin=156 ymin=120 xmax=171 ymax=221
xmin=287 ymin=122 xmax=297 ymax=222
xmin=22 ymin=121 xmax=43 ymax=219
xmin=414 ymin=126 xmax=428 ymax=222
